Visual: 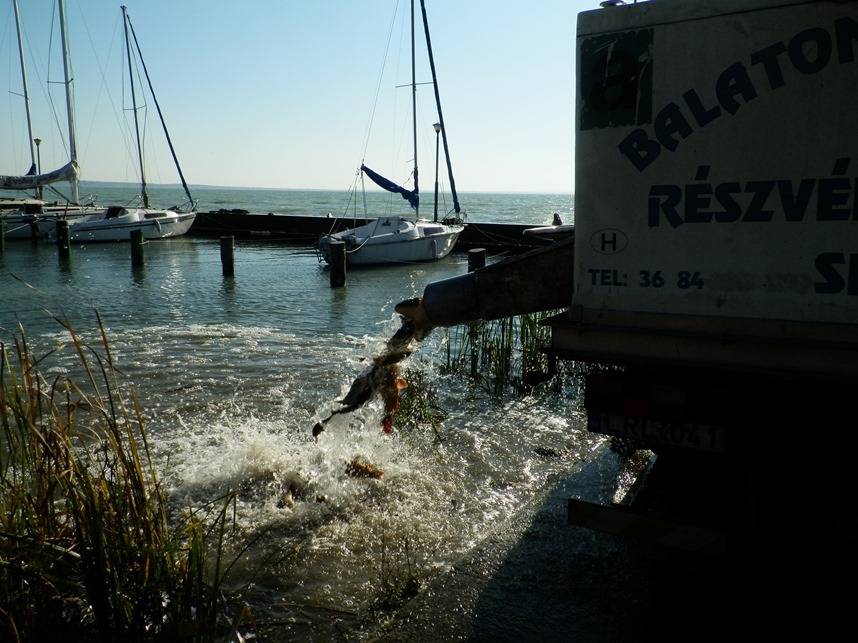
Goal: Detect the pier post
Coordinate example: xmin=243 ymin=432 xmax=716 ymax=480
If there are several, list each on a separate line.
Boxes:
xmin=131 ymin=229 xmax=145 ymax=267
xmin=329 ymin=240 xmax=346 ymax=288
xmin=220 ymin=236 xmax=235 ymax=277
xmin=56 ymin=220 xmax=70 ymax=259
xmin=30 ymin=220 xmax=39 ymax=241
xmin=468 ymin=247 xmax=486 ymax=272
xmin=0 ymin=221 xmax=5 ymax=256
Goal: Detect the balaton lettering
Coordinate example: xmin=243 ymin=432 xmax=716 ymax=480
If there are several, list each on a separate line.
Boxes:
xmin=647 ymin=160 xmax=856 ymax=227
xmin=620 ymin=18 xmax=858 ymax=172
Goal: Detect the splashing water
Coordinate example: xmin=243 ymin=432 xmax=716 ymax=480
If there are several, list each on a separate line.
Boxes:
xmin=312 ymin=297 xmax=434 ymax=437
xmin=0 ymin=241 xmax=630 ymax=638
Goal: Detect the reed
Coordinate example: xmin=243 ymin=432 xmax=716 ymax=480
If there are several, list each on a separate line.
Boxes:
xmin=0 ymin=321 xmax=240 ymax=642
xmin=392 ymin=366 xmax=447 ymax=442
xmin=369 ymin=525 xmax=421 ymax=613
xmin=442 ymin=310 xmax=563 ymax=396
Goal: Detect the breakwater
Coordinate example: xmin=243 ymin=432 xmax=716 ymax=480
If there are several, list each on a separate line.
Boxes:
xmin=188 ymin=209 xmax=552 ymax=250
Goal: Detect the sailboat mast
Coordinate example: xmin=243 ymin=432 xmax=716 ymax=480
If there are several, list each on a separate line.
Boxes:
xmin=13 ymin=0 xmax=36 ymax=179
xmin=121 ymin=5 xmax=148 ymax=208
xmin=419 ymin=0 xmax=460 ymax=215
xmin=57 ymin=0 xmax=79 ymax=204
xmin=125 ymin=11 xmax=195 ymax=208
xmin=411 ymin=0 xmax=419 ymax=218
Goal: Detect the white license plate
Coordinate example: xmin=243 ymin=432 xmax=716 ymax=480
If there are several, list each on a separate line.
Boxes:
xmin=588 ymin=412 xmax=726 ymax=453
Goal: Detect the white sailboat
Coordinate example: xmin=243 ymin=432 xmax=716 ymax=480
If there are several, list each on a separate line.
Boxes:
xmin=0 ymin=0 xmax=91 ymax=239
xmin=48 ymin=4 xmax=196 ymax=243
xmin=319 ymin=0 xmax=464 ymax=266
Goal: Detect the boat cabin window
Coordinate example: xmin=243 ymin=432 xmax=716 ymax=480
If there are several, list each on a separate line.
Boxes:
xmin=105 ymin=206 xmax=125 ymax=219
xmin=422 ymin=226 xmax=443 ymax=235
xmin=23 ymin=204 xmax=43 ymax=214
xmin=144 ymin=211 xmax=168 ymax=219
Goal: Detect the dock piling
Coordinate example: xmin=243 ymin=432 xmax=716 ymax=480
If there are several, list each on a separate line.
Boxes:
xmin=329 ymin=240 xmax=346 ymax=288
xmin=220 ymin=236 xmax=235 ymax=277
xmin=30 ymin=220 xmax=39 ymax=241
xmin=0 ymin=221 xmax=5 ymax=256
xmin=56 ymin=220 xmax=70 ymax=259
xmin=468 ymin=247 xmax=486 ymax=272
xmin=131 ymin=229 xmax=145 ymax=267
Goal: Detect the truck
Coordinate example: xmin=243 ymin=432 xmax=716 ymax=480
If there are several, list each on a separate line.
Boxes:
xmin=418 ymin=0 xmax=856 ymax=453
xmin=548 ymin=0 xmax=858 ymax=454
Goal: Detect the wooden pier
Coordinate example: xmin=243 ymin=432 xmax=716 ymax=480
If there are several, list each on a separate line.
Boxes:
xmin=187 ymin=210 xmax=556 ymax=251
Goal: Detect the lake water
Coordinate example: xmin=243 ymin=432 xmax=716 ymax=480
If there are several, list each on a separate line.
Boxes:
xmin=0 ymin=185 xmax=626 ymax=638
xmin=31 ymin=181 xmax=576 ymax=226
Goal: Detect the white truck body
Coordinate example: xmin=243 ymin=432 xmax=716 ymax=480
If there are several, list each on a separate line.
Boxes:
xmin=554 ymin=0 xmax=858 ymax=378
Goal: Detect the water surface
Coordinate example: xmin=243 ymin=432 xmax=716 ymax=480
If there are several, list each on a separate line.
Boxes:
xmin=0 ymin=189 xmax=607 ymax=638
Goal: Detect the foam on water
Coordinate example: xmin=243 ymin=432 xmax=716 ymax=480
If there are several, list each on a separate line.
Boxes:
xmin=0 ymin=237 xmax=633 ymax=630
xmin=150 ymin=385 xmax=594 ymax=618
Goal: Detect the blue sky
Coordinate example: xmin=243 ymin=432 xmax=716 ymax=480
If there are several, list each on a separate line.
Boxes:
xmin=1 ymin=1 xmax=601 ymax=193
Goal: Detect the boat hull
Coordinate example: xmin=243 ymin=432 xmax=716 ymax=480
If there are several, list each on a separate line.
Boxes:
xmin=319 ymin=218 xmax=462 ymax=265
xmin=1 ymin=209 xmax=93 ymax=240
xmin=44 ymin=210 xmax=196 ymax=242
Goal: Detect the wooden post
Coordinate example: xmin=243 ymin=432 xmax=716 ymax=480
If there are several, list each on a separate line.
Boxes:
xmin=329 ymin=240 xmax=346 ymax=288
xmin=468 ymin=247 xmax=486 ymax=272
xmin=0 ymin=221 xmax=5 ymax=256
xmin=30 ymin=220 xmax=39 ymax=241
xmin=131 ymin=229 xmax=144 ymax=267
xmin=220 ymin=235 xmax=235 ymax=277
xmin=56 ymin=220 xmax=70 ymax=259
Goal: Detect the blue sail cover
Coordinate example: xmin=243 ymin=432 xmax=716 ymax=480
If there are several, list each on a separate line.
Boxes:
xmin=361 ymin=164 xmax=418 ymax=210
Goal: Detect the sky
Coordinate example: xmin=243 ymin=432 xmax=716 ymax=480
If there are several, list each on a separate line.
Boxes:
xmin=1 ymin=1 xmax=603 ymax=194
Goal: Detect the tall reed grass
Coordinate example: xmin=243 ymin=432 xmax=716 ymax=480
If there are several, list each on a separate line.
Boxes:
xmin=0 ymin=321 xmax=241 ymax=642
xmin=442 ymin=310 xmax=563 ymax=396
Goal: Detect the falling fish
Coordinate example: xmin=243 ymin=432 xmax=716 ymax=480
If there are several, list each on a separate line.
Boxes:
xmin=312 ymin=298 xmax=433 ymax=438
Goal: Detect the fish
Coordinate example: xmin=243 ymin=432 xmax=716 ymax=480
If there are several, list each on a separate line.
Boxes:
xmin=312 ymin=299 xmax=433 ymax=438
xmin=345 ymin=455 xmax=384 ymax=479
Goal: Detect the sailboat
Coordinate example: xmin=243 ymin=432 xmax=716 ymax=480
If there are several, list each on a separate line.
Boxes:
xmin=0 ymin=0 xmax=90 ymax=239
xmin=46 ymin=4 xmax=196 ymax=243
xmin=318 ymin=0 xmax=464 ymax=266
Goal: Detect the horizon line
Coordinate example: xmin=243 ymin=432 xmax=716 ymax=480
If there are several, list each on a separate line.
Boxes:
xmin=66 ymin=179 xmax=573 ymax=197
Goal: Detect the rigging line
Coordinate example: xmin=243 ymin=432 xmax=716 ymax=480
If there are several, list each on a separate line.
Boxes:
xmin=126 ymin=11 xmax=195 ymax=207
xmin=122 ymin=10 xmax=147 ymax=206
xmin=360 ymin=0 xmax=400 ymax=163
xmin=0 ymin=3 xmax=26 ymax=174
xmin=420 ymin=0 xmax=459 ymax=214
xmin=119 ymin=31 xmax=142 ymax=187
xmin=0 ymin=4 xmax=12 ymax=51
xmin=2 ymin=3 xmax=14 ymax=162
xmin=45 ymin=184 xmax=72 ymax=204
xmin=76 ymin=5 xmax=130 ymax=172
xmin=129 ymin=38 xmax=150 ymax=177
xmin=35 ymin=2 xmax=71 ymax=161
xmin=339 ymin=172 xmax=359 ymax=220
xmin=361 ymin=171 xmax=368 ymax=219
xmin=381 ymin=3 xmax=406 ymax=182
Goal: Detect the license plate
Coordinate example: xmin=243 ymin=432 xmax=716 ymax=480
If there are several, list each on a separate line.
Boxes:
xmin=588 ymin=412 xmax=726 ymax=453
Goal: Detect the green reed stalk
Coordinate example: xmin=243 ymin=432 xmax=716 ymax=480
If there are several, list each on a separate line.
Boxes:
xmin=442 ymin=309 xmax=562 ymax=396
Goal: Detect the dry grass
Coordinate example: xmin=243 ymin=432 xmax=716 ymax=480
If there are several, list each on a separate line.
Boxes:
xmin=0 ymin=319 xmax=243 ymax=642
